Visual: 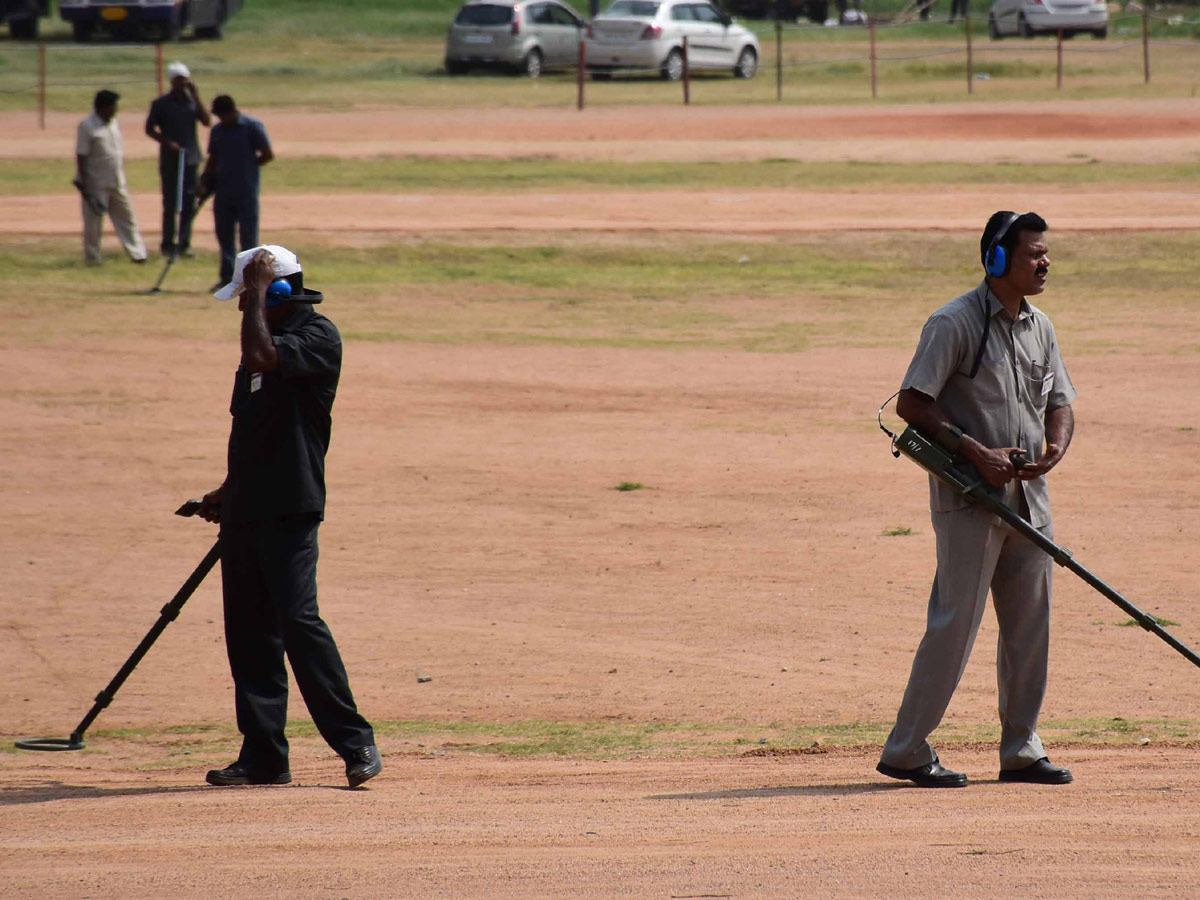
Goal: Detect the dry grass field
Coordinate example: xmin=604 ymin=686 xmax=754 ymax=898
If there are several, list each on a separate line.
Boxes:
xmin=2 ymin=22 xmax=1200 ymax=897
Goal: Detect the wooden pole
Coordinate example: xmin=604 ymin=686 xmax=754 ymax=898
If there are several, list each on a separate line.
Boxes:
xmin=775 ymin=19 xmax=783 ymax=101
xmin=869 ymin=20 xmax=877 ymax=99
xmin=1143 ymin=3 xmax=1151 ymax=84
xmin=577 ymin=40 xmax=585 ymax=110
xmin=682 ymin=36 xmax=690 ymax=105
xmin=965 ymin=11 xmax=973 ymax=95
xmin=38 ymin=42 xmax=46 ymax=131
xmin=1056 ymin=29 xmax=1063 ymax=90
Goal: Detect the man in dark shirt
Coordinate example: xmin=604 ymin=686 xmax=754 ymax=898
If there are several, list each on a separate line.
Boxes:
xmin=199 ymin=95 xmax=274 ymax=292
xmin=197 ymin=244 xmax=381 ymax=789
xmin=144 ymin=61 xmax=210 ymax=257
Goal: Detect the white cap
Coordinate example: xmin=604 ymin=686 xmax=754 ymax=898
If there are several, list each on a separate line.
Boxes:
xmin=213 ymin=245 xmax=302 ymax=301
xmin=167 ymin=61 xmax=190 ymax=80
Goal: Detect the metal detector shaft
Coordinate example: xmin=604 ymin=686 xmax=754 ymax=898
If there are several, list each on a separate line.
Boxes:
xmin=62 ymin=540 xmax=220 ymax=748
xmin=892 ymin=425 xmax=1200 ymax=670
xmin=142 ymin=152 xmax=187 ymax=294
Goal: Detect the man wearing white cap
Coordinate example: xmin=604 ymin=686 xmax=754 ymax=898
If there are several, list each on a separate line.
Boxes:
xmin=145 ymin=61 xmax=210 ymax=258
xmin=196 ymin=246 xmax=381 ymax=789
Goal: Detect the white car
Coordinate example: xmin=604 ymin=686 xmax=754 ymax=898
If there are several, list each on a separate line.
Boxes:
xmin=988 ymin=0 xmax=1108 ymax=39
xmin=446 ymin=0 xmax=587 ymax=77
xmin=585 ymin=0 xmax=759 ymax=81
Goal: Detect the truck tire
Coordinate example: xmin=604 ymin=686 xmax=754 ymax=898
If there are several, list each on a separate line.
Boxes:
xmin=195 ymin=1 xmax=226 ymax=39
xmin=72 ymin=20 xmax=94 ymax=42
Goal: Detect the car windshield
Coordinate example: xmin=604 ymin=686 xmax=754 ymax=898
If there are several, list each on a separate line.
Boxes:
xmin=455 ymin=4 xmax=515 ymax=25
xmin=604 ymin=1 xmax=661 ymax=16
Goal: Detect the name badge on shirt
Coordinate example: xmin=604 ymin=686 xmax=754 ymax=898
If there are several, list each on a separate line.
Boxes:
xmin=1041 ymin=371 xmax=1055 ymax=396
xmin=249 ymin=372 xmax=263 ymax=393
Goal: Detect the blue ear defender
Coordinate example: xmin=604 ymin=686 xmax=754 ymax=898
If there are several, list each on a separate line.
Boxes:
xmin=984 ymin=212 xmax=1020 ymax=279
xmin=266 ymin=278 xmax=292 ymax=307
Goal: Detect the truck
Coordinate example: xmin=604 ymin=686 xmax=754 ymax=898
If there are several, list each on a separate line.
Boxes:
xmin=59 ymin=0 xmax=243 ymax=42
xmin=1 ymin=0 xmax=48 ymax=40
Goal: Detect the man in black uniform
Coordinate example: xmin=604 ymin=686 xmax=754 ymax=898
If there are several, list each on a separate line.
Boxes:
xmin=144 ymin=61 xmax=209 ymax=258
xmin=198 ymin=244 xmax=381 ymax=789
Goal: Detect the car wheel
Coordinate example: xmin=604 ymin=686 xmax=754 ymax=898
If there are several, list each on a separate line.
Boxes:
xmin=1017 ymin=13 xmax=1032 ymax=38
xmin=662 ymin=48 xmax=684 ymax=81
xmin=9 ymin=16 xmax=38 ymax=40
xmin=195 ymin=1 xmax=226 ymax=39
xmin=1093 ymin=25 xmax=1107 ymax=39
xmin=733 ymin=46 xmax=757 ymax=79
xmin=445 ymin=58 xmax=469 ymax=75
xmin=590 ymin=70 xmax=613 ymax=81
xmin=521 ymin=48 xmax=543 ymax=78
xmin=988 ymin=13 xmax=1001 ymax=40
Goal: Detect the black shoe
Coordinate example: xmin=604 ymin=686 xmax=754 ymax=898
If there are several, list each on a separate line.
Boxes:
xmin=180 ymin=248 xmax=195 ymax=259
xmin=209 ymin=280 xmax=226 ymax=293
xmin=205 ymin=761 xmax=292 ymax=786
xmin=877 ymin=757 xmax=968 ymax=788
xmin=345 ymin=745 xmax=382 ymax=788
xmin=999 ymin=757 xmax=1072 ymax=784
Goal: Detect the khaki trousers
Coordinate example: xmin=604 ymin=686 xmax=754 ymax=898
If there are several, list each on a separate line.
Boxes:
xmin=880 ymin=503 xmax=1053 ymax=771
xmin=82 ymin=185 xmax=146 ymax=264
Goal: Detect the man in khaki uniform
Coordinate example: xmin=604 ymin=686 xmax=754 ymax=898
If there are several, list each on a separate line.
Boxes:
xmin=877 ymin=211 xmax=1077 ymax=788
xmin=75 ymin=89 xmax=147 ymax=266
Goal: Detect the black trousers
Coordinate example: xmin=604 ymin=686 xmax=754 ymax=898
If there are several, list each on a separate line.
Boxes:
xmin=219 ymin=514 xmax=374 ymax=772
xmin=159 ymin=160 xmax=197 ymax=253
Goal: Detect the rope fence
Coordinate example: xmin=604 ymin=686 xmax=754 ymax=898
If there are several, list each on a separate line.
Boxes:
xmin=572 ymin=8 xmax=1198 ymax=106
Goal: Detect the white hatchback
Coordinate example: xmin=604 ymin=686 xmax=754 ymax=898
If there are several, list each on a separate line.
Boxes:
xmin=988 ymin=0 xmax=1108 ymax=39
xmin=585 ymin=0 xmax=760 ymax=81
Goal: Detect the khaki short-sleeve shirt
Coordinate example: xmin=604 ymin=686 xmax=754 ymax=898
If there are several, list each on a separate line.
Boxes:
xmin=75 ymin=112 xmax=126 ymax=191
xmin=901 ymin=280 xmax=1077 ymax=527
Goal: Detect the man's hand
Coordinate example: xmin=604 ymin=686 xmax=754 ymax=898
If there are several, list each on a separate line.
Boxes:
xmin=1014 ymin=442 xmax=1066 ymax=480
xmin=239 ymin=249 xmax=275 ymax=307
xmin=962 ymin=440 xmax=1025 ymax=489
xmin=165 ymin=139 xmax=182 ymax=154
xmin=198 ymin=485 xmax=223 ymax=524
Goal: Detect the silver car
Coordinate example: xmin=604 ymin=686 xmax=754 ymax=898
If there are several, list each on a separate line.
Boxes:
xmin=446 ymin=0 xmax=588 ymax=77
xmin=585 ymin=0 xmax=759 ymax=81
xmin=988 ymin=0 xmax=1108 ymax=39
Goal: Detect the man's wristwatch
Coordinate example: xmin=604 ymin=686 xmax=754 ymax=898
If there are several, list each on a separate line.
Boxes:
xmin=935 ymin=423 xmax=964 ymax=454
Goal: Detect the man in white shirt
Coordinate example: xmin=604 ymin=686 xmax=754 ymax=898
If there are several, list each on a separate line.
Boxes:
xmin=75 ymin=89 xmax=147 ymax=266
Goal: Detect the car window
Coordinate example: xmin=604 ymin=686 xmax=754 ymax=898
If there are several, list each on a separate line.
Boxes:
xmin=605 ymin=1 xmax=661 ymax=17
xmin=528 ymin=3 xmax=555 ymax=23
xmin=670 ymin=4 xmax=695 ymax=20
xmin=548 ymin=3 xmax=581 ymax=25
xmin=454 ymin=3 xmax=515 ymax=25
xmin=691 ymin=3 xmax=724 ymax=23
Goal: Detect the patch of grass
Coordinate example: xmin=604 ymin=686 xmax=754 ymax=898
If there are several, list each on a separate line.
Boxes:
xmin=1117 ymin=616 xmax=1179 ymax=627
xmin=12 ymin=157 xmax=1200 ymax=198
xmin=614 ymin=481 xmax=645 ymax=492
xmin=881 ymin=525 xmax=913 ymax=536
xmin=16 ymin=714 xmax=1200 ymax=761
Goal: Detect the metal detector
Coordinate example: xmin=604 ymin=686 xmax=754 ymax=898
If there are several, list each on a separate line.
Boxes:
xmin=140 ymin=152 xmax=188 ymax=296
xmin=881 ymin=420 xmax=1200 ymax=670
xmin=15 ymin=501 xmax=219 ymax=751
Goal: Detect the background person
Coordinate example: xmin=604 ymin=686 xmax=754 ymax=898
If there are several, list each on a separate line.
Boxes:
xmin=876 ymin=211 xmax=1077 ymax=788
xmin=199 ymin=95 xmax=274 ymax=292
xmin=145 ymin=61 xmax=211 ymax=258
xmin=74 ymin=89 xmax=147 ymax=266
xmin=197 ymin=245 xmax=381 ymax=789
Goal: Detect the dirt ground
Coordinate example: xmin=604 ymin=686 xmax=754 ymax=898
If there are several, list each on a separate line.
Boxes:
xmin=3 ymin=99 xmax=1200 ymax=898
